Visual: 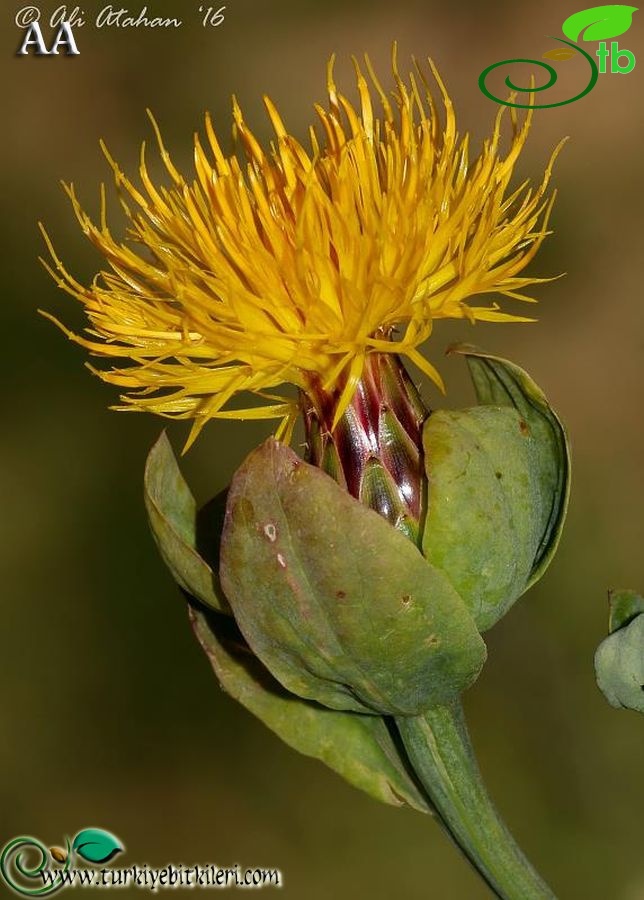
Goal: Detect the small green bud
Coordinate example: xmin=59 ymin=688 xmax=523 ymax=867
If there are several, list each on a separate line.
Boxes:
xmin=595 ymin=590 xmax=644 ymax=714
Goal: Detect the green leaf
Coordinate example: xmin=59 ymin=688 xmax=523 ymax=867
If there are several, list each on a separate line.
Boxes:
xmin=608 ymin=589 xmax=644 ymax=633
xmin=595 ymin=613 xmax=644 ymax=713
xmin=144 ymin=432 xmax=230 ymax=614
xmin=72 ymin=829 xmax=122 ymax=864
xmin=190 ymin=605 xmax=431 ymax=812
xmin=421 ymin=346 xmax=570 ymax=632
xmin=562 ymin=5 xmax=637 ymax=42
xmin=220 ymin=439 xmax=486 ymax=716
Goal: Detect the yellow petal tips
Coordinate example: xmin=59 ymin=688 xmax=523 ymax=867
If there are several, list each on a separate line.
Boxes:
xmin=42 ymin=51 xmax=563 ymax=446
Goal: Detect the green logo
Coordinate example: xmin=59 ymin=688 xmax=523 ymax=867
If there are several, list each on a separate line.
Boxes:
xmin=479 ymin=4 xmax=637 ymax=108
xmin=0 ymin=829 xmax=123 ymax=896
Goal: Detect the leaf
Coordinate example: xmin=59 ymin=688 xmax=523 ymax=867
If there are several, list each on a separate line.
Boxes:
xmin=421 ymin=346 xmax=570 ymax=632
xmin=595 ymin=613 xmax=644 ymax=713
xmin=190 ymin=605 xmax=432 ymax=813
xmin=72 ymin=829 xmax=122 ymax=864
xmin=562 ymin=5 xmax=637 ymax=42
xmin=144 ymin=432 xmax=230 ymax=614
xmin=608 ymin=588 xmax=644 ymax=633
xmin=220 ymin=439 xmax=486 ymax=717
xmin=542 ymin=47 xmax=577 ymax=60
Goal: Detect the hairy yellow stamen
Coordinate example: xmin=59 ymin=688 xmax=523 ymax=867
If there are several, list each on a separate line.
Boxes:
xmin=41 ymin=51 xmax=564 ymax=448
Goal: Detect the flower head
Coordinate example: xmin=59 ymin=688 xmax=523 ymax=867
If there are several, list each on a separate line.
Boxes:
xmin=42 ymin=49 xmax=562 ymax=448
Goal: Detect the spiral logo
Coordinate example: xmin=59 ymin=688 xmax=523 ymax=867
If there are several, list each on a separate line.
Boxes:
xmin=0 ymin=836 xmax=70 ymax=896
xmin=479 ymin=37 xmax=599 ymax=109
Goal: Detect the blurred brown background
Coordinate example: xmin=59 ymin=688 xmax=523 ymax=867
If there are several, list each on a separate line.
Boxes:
xmin=1 ymin=0 xmax=643 ymax=897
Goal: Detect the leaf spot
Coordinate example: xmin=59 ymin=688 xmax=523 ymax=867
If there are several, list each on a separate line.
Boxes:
xmin=287 ymin=459 xmax=302 ymax=482
xmin=401 ymin=594 xmax=412 ymax=606
xmin=336 ymin=589 xmax=346 ymax=599
xmin=263 ymin=523 xmax=277 ymax=542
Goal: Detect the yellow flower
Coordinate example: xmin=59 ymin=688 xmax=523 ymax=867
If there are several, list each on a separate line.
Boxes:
xmin=41 ymin=50 xmax=563 ymax=448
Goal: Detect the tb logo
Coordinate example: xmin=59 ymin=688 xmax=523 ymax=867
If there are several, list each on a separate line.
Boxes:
xmin=596 ymin=40 xmax=636 ymax=71
xmin=17 ymin=21 xmax=80 ymax=56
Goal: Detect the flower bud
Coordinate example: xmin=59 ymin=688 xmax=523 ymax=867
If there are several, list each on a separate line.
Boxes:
xmin=216 ymin=347 xmax=568 ymax=716
xmin=595 ymin=589 xmax=644 ymax=714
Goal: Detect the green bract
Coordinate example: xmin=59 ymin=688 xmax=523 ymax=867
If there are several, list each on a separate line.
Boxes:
xmin=144 ymin=433 xmax=432 ymax=810
xmin=144 ymin=347 xmax=570 ymax=805
xmin=422 ymin=346 xmax=570 ymax=631
xmin=219 ymin=438 xmax=486 ymax=716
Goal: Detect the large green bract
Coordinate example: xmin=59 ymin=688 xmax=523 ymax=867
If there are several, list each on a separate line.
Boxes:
xmin=145 ymin=432 xmax=432 ymax=810
xmin=219 ymin=437 xmax=487 ymax=716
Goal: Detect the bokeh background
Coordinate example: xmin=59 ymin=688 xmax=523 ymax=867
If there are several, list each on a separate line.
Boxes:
xmin=2 ymin=0 xmax=643 ymax=897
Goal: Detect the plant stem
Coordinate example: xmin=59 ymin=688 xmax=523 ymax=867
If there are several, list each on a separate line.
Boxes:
xmin=395 ymin=702 xmax=556 ymax=900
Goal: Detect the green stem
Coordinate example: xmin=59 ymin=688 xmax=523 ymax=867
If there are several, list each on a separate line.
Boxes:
xmin=395 ymin=702 xmax=556 ymax=900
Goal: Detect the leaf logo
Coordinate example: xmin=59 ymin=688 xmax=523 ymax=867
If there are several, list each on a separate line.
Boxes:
xmin=562 ymin=4 xmax=638 ymax=42
xmin=71 ymin=828 xmax=123 ymax=865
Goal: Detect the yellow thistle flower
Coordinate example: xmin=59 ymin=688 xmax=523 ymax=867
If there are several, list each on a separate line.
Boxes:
xmin=41 ymin=50 xmax=563 ymax=449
